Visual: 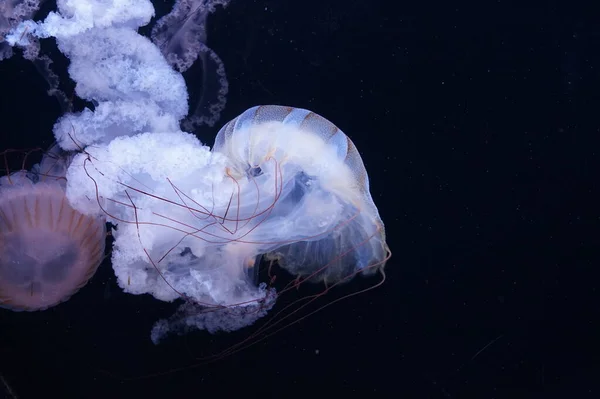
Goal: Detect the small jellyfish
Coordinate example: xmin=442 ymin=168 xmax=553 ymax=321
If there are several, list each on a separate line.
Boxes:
xmin=0 ymin=146 xmax=106 ymax=311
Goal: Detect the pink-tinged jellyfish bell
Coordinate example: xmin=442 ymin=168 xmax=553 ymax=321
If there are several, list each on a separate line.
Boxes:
xmin=0 ymin=148 xmax=106 ymax=311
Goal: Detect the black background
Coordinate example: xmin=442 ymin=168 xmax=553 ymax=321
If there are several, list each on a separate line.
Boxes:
xmin=0 ymin=0 xmax=599 ymax=398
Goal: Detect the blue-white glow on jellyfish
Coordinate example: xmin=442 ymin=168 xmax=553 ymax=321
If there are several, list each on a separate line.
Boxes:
xmin=4 ymin=0 xmax=390 ymax=343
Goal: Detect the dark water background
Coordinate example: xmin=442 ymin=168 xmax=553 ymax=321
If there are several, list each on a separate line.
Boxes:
xmin=0 ymin=0 xmax=599 ymax=397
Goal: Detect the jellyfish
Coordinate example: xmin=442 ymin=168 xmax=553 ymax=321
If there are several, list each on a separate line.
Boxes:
xmin=0 ymin=145 xmax=106 ymax=311
xmin=212 ymin=105 xmax=388 ymax=284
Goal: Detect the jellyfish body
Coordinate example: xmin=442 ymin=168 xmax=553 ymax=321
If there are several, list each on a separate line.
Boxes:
xmin=0 ymin=148 xmax=106 ymax=311
xmin=213 ymin=105 xmax=389 ymax=283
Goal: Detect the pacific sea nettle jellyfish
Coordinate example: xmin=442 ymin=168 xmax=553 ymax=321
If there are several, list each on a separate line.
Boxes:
xmin=0 ymin=146 xmax=106 ymax=311
xmin=212 ymin=105 xmax=389 ymax=284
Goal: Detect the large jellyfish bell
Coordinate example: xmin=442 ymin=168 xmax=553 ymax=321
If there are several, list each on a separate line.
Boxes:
xmin=212 ymin=105 xmax=388 ymax=283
